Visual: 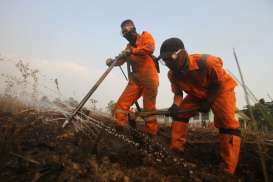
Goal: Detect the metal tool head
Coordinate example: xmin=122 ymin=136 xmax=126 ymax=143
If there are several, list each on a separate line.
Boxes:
xmin=62 ymin=114 xmax=74 ymax=128
xmin=62 ymin=119 xmax=70 ymax=128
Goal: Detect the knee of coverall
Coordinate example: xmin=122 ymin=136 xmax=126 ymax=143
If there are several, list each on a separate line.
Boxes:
xmin=142 ymin=80 xmax=158 ymax=111
xmin=211 ymin=90 xmax=240 ymax=129
xmin=114 ymin=81 xmax=141 ymax=127
xmin=142 ymin=80 xmax=159 ymax=135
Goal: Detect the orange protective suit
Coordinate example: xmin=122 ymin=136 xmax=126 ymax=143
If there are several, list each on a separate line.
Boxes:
xmin=114 ymin=31 xmax=159 ymax=136
xmin=168 ymin=54 xmax=241 ymax=174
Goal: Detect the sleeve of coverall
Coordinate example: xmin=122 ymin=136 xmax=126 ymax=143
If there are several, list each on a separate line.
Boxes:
xmin=168 ymin=71 xmax=183 ymax=106
xmin=131 ymin=32 xmax=155 ymax=56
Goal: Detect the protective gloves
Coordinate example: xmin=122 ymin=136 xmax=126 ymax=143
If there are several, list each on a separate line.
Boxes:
xmin=121 ymin=47 xmax=132 ymax=57
xmin=168 ymin=104 xmax=180 ymax=117
xmin=106 ymin=47 xmax=132 ymax=67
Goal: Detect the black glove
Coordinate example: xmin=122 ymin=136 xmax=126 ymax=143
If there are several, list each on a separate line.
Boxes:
xmin=106 ymin=58 xmax=115 ymax=66
xmin=199 ymin=100 xmax=211 ymax=113
xmin=168 ymin=104 xmax=180 ymax=117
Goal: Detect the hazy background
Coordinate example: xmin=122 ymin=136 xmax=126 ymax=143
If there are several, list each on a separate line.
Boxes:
xmin=1 ymin=0 xmax=273 ymax=110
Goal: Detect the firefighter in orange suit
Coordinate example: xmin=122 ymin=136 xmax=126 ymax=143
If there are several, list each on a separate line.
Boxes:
xmin=159 ymin=37 xmax=241 ymax=174
xmin=106 ymin=19 xmax=159 ymax=136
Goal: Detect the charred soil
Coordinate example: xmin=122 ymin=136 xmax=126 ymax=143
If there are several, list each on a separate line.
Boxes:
xmin=0 ymin=110 xmax=272 ymax=182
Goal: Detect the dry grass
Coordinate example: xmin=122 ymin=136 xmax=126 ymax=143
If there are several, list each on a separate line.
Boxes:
xmin=0 ymin=96 xmax=28 ymax=114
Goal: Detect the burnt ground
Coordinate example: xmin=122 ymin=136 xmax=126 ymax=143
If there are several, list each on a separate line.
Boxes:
xmin=0 ymin=110 xmax=272 ymax=182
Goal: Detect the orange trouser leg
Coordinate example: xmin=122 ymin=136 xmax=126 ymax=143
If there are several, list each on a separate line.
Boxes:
xmin=219 ymin=134 xmax=241 ymax=174
xmin=171 ymin=95 xmax=199 ymax=151
xmin=114 ymin=80 xmax=141 ymax=127
xmin=170 ymin=122 xmax=188 ymax=151
xmin=212 ymin=90 xmax=241 ymax=174
xmin=142 ymin=79 xmax=159 ymax=136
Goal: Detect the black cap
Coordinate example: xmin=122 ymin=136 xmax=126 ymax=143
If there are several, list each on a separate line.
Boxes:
xmin=160 ymin=37 xmax=185 ymax=55
xmin=120 ymin=19 xmax=135 ymax=28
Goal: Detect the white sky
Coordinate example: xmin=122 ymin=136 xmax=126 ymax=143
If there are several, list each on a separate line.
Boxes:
xmin=0 ymin=0 xmax=273 ymax=109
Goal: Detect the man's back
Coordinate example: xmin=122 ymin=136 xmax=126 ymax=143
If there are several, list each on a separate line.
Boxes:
xmin=168 ymin=54 xmax=237 ymax=99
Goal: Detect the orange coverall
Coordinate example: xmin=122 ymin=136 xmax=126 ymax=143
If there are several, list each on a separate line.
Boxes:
xmin=168 ymin=54 xmax=241 ymax=174
xmin=114 ymin=31 xmax=159 ymax=136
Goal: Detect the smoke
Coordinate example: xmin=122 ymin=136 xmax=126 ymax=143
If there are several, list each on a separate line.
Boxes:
xmin=0 ymin=56 xmax=74 ymax=111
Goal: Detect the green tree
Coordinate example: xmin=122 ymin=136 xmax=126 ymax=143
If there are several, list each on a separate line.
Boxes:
xmin=243 ymin=98 xmax=273 ymax=131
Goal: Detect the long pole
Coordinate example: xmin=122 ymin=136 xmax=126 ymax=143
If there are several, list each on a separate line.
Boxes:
xmin=62 ymin=58 xmax=118 ymax=128
xmin=131 ymin=108 xmax=197 ymax=118
xmin=233 ymin=48 xmax=268 ymax=182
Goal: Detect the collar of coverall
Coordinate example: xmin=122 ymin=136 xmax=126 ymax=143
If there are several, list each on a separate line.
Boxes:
xmin=186 ymin=55 xmax=200 ymax=71
xmin=172 ymin=54 xmax=199 ymax=75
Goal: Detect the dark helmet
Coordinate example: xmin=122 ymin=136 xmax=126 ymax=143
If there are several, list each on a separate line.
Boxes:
xmin=160 ymin=37 xmax=185 ymax=56
xmin=120 ymin=19 xmax=135 ymax=28
xmin=159 ymin=38 xmax=188 ymax=73
xmin=120 ymin=19 xmax=137 ymax=45
xmin=120 ymin=19 xmax=136 ymax=35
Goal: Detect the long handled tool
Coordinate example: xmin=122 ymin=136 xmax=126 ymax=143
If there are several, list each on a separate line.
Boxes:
xmin=128 ymin=108 xmax=197 ymax=144
xmin=62 ymin=54 xmax=125 ymax=128
xmin=130 ymin=106 xmax=245 ymax=120
xmin=128 ymin=108 xmax=197 ymax=120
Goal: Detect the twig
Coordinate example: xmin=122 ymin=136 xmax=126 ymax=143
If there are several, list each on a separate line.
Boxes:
xmin=10 ymin=152 xmax=40 ymax=165
xmin=47 ymin=118 xmax=66 ymax=122
xmin=15 ymin=109 xmax=36 ymax=115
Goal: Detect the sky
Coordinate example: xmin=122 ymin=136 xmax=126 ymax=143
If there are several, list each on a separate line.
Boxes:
xmin=0 ymin=0 xmax=273 ymax=109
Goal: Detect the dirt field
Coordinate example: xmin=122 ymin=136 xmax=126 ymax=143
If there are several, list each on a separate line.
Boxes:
xmin=0 ymin=108 xmax=272 ymax=182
